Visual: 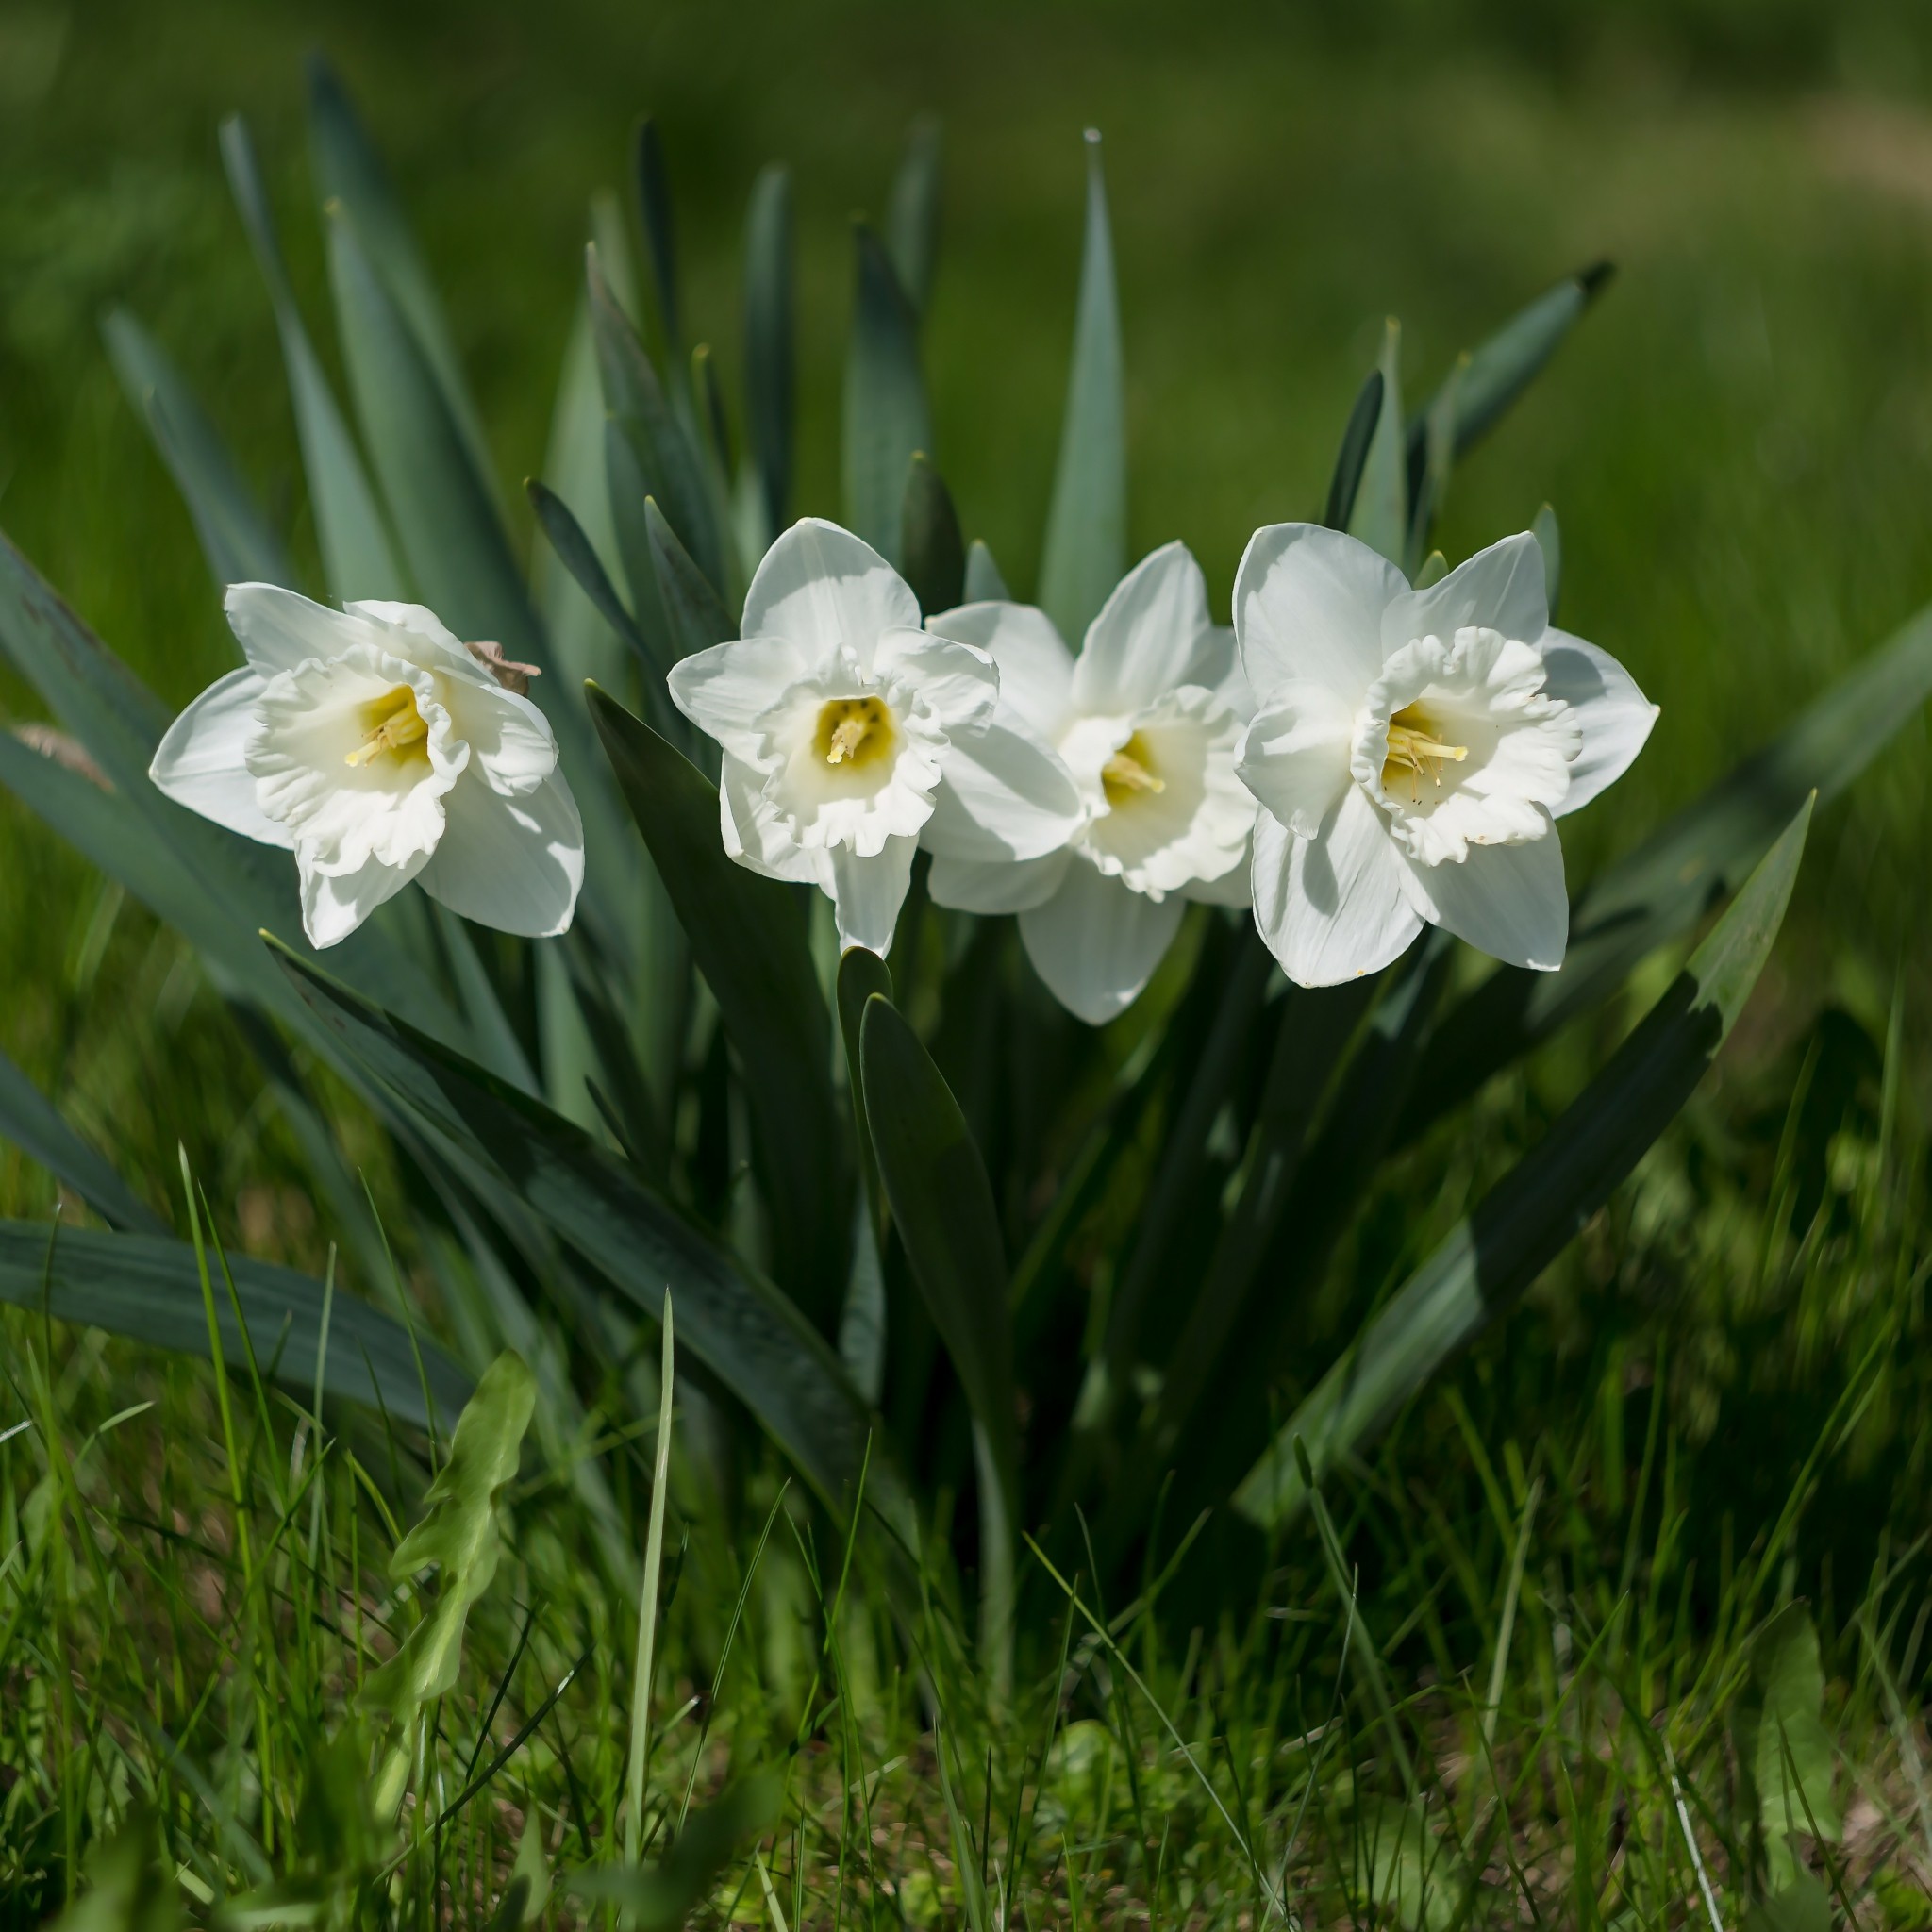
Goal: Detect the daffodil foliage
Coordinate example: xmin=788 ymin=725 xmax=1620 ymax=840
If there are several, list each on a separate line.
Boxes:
xmin=1 ymin=63 xmax=1929 ymax=1675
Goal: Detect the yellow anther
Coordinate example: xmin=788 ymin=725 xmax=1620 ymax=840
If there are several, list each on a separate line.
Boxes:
xmin=814 ymin=694 xmax=893 ymax=770
xmin=344 ymin=687 xmax=429 ymax=768
xmin=1382 ymin=703 xmax=1467 ymax=802
xmin=1101 ymin=733 xmax=1165 ymax=808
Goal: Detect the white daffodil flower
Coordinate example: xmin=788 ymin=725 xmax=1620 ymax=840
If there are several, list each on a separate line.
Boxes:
xmin=149 ymin=585 xmax=584 ymax=950
xmin=666 ymin=518 xmax=1084 ymax=953
xmin=1233 ymin=523 xmax=1657 ymax=987
xmin=924 ymin=542 xmax=1257 ymax=1024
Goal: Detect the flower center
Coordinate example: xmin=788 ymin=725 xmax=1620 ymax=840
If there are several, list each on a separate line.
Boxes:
xmin=1101 ymin=732 xmax=1166 ymax=808
xmin=344 ymin=685 xmax=430 ymax=768
xmin=1382 ymin=702 xmax=1467 ymax=803
xmin=813 ymin=694 xmax=895 ymax=770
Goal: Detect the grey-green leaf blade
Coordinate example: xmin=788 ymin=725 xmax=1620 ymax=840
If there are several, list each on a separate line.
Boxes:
xmin=1038 ymin=130 xmax=1124 ymax=644
xmin=1237 ymin=795 xmax=1811 ymax=1528
xmin=220 ymin=113 xmax=406 ymax=603
xmin=102 ymin=310 xmax=293 ymax=591
xmin=0 ymin=1221 xmax=470 ymax=1428
xmin=858 ymin=991 xmax=1018 ymax=1507
xmin=841 ymin=223 xmax=930 ymax=568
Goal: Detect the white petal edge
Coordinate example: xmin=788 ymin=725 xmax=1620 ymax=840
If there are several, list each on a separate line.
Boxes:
xmin=666 ymin=635 xmax=813 ymax=765
xmin=225 ymin=583 xmax=366 ymax=679
xmin=921 ymin=720 xmax=1084 ymax=863
xmin=148 ymin=667 xmax=294 ymax=848
xmin=1237 ymin=680 xmax=1355 ymax=839
xmin=720 ymin=753 xmax=824 ymax=884
xmin=1072 ymin=541 xmax=1225 ymax=717
xmin=1539 ymin=628 xmax=1658 ymax=817
xmin=925 ymin=602 xmax=1075 ymax=739
xmin=1234 ymin=523 xmax=1406 ymax=708
xmin=298 ymin=845 xmax=425 ymax=949
xmin=1251 ymin=787 xmax=1422 ymax=987
xmin=828 ymin=836 xmax=919 ymax=954
xmin=1397 ymin=827 xmax=1569 ymax=972
xmin=928 ymin=848 xmax=1073 ymax=915
xmin=871 ymin=629 xmax=999 ymax=732
xmin=741 ymin=518 xmax=922 ymax=664
xmin=1018 ymin=861 xmax=1187 ymax=1025
xmin=1381 ymin=530 xmax=1547 ymax=657
xmin=417 ymin=768 xmax=585 ymax=938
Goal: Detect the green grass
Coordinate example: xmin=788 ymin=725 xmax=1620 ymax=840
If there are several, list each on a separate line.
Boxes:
xmin=8 ymin=0 xmax=1932 ymax=1922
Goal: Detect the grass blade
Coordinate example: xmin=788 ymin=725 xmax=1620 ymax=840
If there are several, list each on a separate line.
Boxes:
xmin=626 ymin=1293 xmax=675 ymax=1863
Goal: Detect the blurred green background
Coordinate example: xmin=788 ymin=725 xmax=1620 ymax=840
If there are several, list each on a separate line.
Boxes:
xmin=6 ymin=0 xmax=1932 ymax=1219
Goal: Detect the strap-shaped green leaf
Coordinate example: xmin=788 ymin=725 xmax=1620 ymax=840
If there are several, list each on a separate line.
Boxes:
xmin=1348 ymin=319 xmax=1407 ymax=567
xmin=588 ymin=245 xmax=724 ymax=603
xmin=858 ymin=991 xmax=1018 ymax=1510
xmin=221 ymin=114 xmax=405 ymax=604
xmin=1322 ymin=368 xmax=1383 ymax=533
xmin=0 ymin=1220 xmax=471 ymax=1429
xmin=1038 ymin=130 xmax=1124 ymax=646
xmin=963 ymin=539 xmax=1009 ymax=602
xmin=305 ymin=55 xmax=498 ymax=508
xmin=1235 ymin=797 xmax=1810 ymax=1528
xmin=101 ymin=310 xmax=293 ymax=591
xmin=742 ymin=164 xmax=795 ymax=549
xmin=526 ymin=478 xmax=654 ymax=675
xmin=841 ymin=223 xmax=930 ymax=568
xmin=1407 ymin=260 xmax=1612 ymax=478
xmin=645 ymin=496 xmax=735 ymax=665
xmin=325 ymin=207 xmax=536 ymax=658
xmin=587 ymin=688 xmax=845 ymax=1323
xmin=0 ymin=1045 xmax=167 ymax=1235
xmin=885 ymin=117 xmax=943 ymax=320
xmin=900 ymin=452 xmax=966 ymax=617
xmin=267 ymin=937 xmax=908 ymax=1543
xmin=633 ymin=116 xmax=682 ymax=362
xmin=1411 ymin=593 xmax=1932 ymax=1136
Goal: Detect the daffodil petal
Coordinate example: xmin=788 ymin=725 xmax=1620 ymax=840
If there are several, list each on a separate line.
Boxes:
xmin=1234 ymin=523 xmax=1406 ymax=708
xmin=225 ymin=582 xmax=372 ymax=678
xmin=929 ymin=848 xmax=1073 ymax=915
xmin=923 ymin=720 xmax=1084 ymax=863
xmin=297 ymin=844 xmax=425 ymax=950
xmin=719 ymin=753 xmax=825 ymax=884
xmin=1238 ymin=680 xmax=1355 ymax=840
xmin=148 ymin=667 xmax=294 ymax=848
xmin=1072 ymin=541 xmax=1227 ymax=716
xmin=925 ymin=602 xmax=1075 ymax=739
xmin=1251 ymin=786 xmax=1422 ymax=987
xmin=417 ymin=766 xmax=584 ymax=938
xmin=741 ymin=517 xmax=920 ymax=664
xmin=871 ymin=629 xmax=999 ymax=732
xmin=667 ymin=635 xmax=814 ymax=766
xmin=1381 ymin=530 xmax=1547 ymax=656
xmin=1397 ymin=826 xmax=1568 ymax=972
xmin=1019 ymin=861 xmax=1186 ymax=1025
xmin=1540 ymin=628 xmax=1658 ymax=816
xmin=827 ymin=836 xmax=919 ymax=954
xmin=451 ymin=681 xmax=558 ymax=798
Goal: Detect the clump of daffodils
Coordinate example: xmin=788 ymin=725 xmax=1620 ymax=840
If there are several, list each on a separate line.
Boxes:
xmin=152 ymin=512 xmax=1653 ymax=1010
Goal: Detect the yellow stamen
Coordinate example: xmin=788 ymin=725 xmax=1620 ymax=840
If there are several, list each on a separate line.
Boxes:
xmin=814 ymin=694 xmax=894 ymax=770
xmin=344 ymin=686 xmax=430 ymax=768
xmin=1101 ymin=732 xmax=1165 ymax=808
xmin=1382 ymin=702 xmax=1467 ymax=803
